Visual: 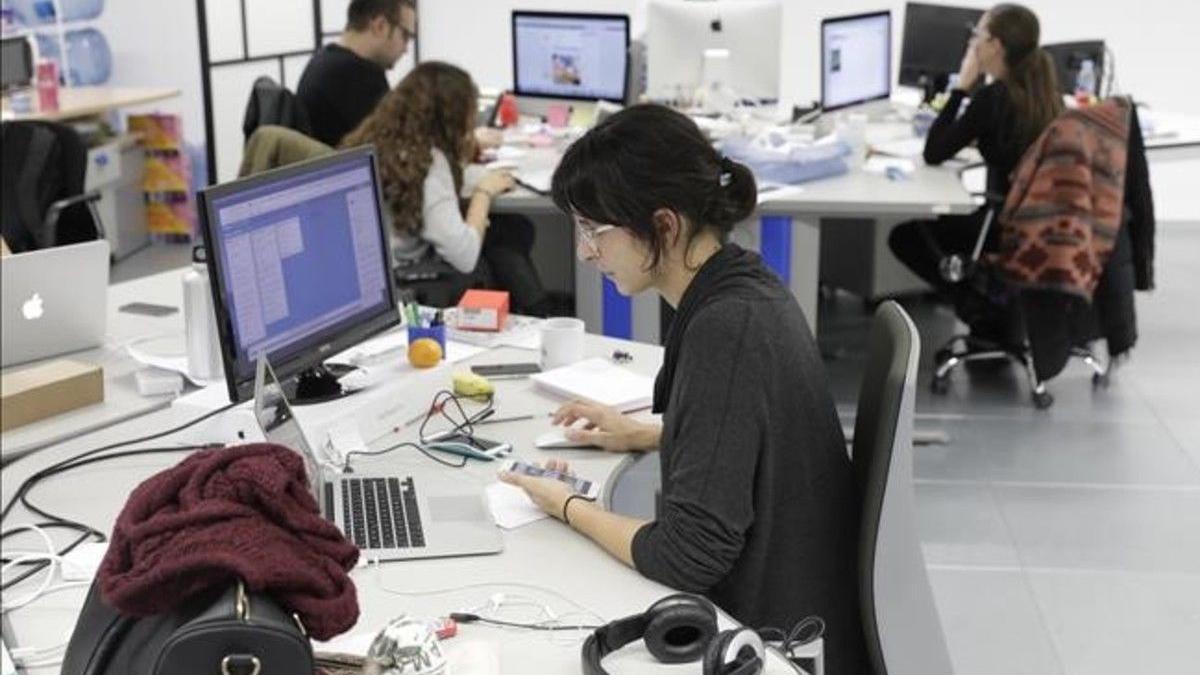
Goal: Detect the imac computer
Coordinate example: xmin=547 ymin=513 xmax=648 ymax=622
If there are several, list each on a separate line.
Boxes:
xmin=511 ymin=11 xmax=630 ymax=114
xmin=1044 ymin=41 xmax=1105 ymax=95
xmin=898 ymin=3 xmax=985 ymax=101
xmin=197 ymin=146 xmax=400 ymax=404
xmin=645 ymin=0 xmax=782 ymax=103
xmin=821 ymin=11 xmax=893 ymax=113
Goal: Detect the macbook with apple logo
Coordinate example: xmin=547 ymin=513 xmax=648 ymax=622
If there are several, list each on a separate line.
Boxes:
xmin=1 ymin=240 xmax=109 ymax=368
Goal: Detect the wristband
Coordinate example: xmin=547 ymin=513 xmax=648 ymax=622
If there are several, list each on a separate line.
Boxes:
xmin=562 ymin=494 xmax=594 ymax=526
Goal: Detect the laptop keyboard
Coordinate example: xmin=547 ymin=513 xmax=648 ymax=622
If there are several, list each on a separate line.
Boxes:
xmin=327 ymin=476 xmax=426 ymax=550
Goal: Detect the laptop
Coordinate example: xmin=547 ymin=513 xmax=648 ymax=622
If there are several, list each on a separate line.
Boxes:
xmin=252 ymin=356 xmax=502 ymax=561
xmin=1 ymin=240 xmax=109 ymax=368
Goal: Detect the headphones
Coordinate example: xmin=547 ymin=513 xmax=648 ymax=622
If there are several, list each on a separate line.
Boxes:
xmin=581 ymin=593 xmax=764 ymax=675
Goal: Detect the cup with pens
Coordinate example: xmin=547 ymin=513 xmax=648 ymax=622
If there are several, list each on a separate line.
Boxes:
xmin=405 ymin=303 xmax=446 ymax=365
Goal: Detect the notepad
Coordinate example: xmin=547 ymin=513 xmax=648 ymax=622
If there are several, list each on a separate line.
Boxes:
xmin=531 ymin=358 xmax=654 ymax=412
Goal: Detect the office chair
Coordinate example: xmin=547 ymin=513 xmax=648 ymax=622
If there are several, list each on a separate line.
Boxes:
xmin=242 ymin=76 xmax=312 ymax=142
xmin=1 ymin=120 xmax=105 ymax=253
xmin=852 ymin=302 xmax=955 ymax=675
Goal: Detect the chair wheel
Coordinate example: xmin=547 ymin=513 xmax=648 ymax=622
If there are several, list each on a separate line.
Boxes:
xmin=931 ymin=375 xmax=950 ymax=395
xmin=1092 ymin=372 xmax=1110 ymax=389
xmin=1032 ymin=390 xmax=1054 ymax=409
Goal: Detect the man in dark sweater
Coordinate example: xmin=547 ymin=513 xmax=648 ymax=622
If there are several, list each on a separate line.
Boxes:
xmin=296 ymin=0 xmax=416 ymax=146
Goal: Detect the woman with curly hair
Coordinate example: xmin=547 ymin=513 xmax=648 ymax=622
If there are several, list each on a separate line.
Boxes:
xmin=342 ymin=62 xmax=549 ymax=312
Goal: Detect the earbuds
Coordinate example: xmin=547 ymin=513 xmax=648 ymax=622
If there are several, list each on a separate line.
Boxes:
xmin=581 ymin=593 xmax=764 ymax=675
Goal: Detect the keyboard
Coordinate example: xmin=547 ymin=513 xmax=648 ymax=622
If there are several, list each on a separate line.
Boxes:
xmin=325 ymin=476 xmax=426 ymax=550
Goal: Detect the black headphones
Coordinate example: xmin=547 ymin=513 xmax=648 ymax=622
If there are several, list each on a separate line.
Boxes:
xmin=581 ymin=593 xmax=764 ymax=675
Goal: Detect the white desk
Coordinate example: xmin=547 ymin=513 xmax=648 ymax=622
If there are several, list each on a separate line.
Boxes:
xmin=492 ymin=124 xmax=974 ymax=342
xmin=0 ymin=334 xmax=807 ymax=674
xmin=1 ymin=269 xmax=190 ymax=463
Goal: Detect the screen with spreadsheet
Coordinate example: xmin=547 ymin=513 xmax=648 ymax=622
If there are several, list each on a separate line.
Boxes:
xmin=199 ymin=147 xmax=398 ymax=400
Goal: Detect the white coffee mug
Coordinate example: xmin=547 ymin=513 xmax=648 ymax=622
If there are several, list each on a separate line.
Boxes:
xmin=540 ymin=317 xmax=585 ymax=370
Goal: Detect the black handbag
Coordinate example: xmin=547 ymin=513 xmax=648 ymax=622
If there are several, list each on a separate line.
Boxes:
xmin=62 ymin=579 xmax=313 ymax=675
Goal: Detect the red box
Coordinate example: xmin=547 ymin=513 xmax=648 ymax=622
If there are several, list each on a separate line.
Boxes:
xmin=456 ymin=289 xmax=509 ymax=332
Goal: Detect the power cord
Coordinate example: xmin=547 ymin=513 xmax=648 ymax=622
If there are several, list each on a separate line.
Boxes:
xmin=448 ymin=612 xmax=600 ymax=631
xmin=345 ymin=390 xmax=496 ymax=472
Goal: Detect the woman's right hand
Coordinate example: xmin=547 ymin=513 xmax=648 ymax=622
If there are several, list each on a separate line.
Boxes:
xmin=551 ymin=401 xmax=660 ymax=453
xmin=477 ymin=170 xmax=515 ymax=198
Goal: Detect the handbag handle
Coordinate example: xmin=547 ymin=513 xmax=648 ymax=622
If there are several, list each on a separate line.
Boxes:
xmin=221 ymin=654 xmax=261 ymax=675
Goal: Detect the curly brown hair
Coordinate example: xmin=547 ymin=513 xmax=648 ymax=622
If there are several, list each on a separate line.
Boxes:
xmin=341 ymin=62 xmax=478 ymax=236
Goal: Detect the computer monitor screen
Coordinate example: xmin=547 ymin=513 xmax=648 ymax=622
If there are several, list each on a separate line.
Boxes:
xmin=1 ymin=36 xmax=34 ymax=91
xmin=1043 ymin=41 xmax=1105 ymax=95
xmin=898 ymin=3 xmax=985 ymax=92
xmin=821 ymin=11 xmax=892 ymax=112
xmin=199 ymin=147 xmax=399 ymax=403
xmin=512 ymin=11 xmax=629 ymax=103
xmin=645 ymin=0 xmax=782 ymax=102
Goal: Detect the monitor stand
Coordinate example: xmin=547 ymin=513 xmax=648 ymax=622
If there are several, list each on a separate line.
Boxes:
xmin=283 ymin=363 xmax=359 ymax=406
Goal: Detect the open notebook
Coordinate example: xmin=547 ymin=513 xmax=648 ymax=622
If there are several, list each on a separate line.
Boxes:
xmin=531 ymin=358 xmax=654 ymax=412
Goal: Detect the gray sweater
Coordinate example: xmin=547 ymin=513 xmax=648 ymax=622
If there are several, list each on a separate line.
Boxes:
xmin=630 ymin=244 xmax=868 ymax=674
xmin=390 ymin=149 xmax=486 ymax=273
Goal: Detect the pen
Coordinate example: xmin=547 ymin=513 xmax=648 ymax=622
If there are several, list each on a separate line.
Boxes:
xmin=475 ymin=413 xmax=536 ymax=426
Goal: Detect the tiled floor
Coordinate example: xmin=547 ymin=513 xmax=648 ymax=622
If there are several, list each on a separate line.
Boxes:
xmin=818 ymin=221 xmax=1200 ymax=675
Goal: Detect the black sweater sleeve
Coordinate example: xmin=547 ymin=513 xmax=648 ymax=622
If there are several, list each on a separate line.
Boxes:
xmin=923 ymin=85 xmax=1000 ymax=165
xmin=630 ymin=303 xmax=761 ymax=592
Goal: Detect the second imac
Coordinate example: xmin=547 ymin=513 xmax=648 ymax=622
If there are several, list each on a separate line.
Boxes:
xmin=197 ymin=146 xmax=400 ymax=404
xmin=645 ymin=0 xmax=782 ymax=104
xmin=898 ymin=2 xmax=985 ymax=102
xmin=820 ymin=10 xmax=892 ymax=114
xmin=511 ymin=11 xmax=630 ymax=116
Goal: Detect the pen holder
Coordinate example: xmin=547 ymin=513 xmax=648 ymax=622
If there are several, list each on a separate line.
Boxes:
xmin=407 ymin=324 xmax=447 ymax=355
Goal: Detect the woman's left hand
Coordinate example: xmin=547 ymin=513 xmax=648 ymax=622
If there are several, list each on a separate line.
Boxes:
xmin=499 ymin=459 xmax=575 ymax=521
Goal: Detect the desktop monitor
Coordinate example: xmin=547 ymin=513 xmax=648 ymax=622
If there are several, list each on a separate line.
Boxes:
xmin=1 ymin=36 xmax=34 ymax=91
xmin=821 ymin=11 xmax=892 ymax=112
xmin=1043 ymin=41 xmax=1105 ymax=95
xmin=898 ymin=3 xmax=985 ymax=99
xmin=645 ymin=0 xmax=782 ymax=102
xmin=197 ymin=146 xmax=399 ymax=404
xmin=511 ymin=11 xmax=630 ymax=104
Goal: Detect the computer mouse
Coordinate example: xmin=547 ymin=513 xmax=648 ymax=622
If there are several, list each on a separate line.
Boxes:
xmin=534 ymin=429 xmax=601 ymax=450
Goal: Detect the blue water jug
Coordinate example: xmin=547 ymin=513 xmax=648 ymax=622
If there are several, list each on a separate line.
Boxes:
xmin=35 ymin=28 xmax=112 ymax=86
xmin=11 ymin=0 xmax=104 ymax=25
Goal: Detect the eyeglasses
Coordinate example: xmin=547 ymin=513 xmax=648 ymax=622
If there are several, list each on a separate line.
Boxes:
xmin=576 ymin=222 xmax=616 ymax=256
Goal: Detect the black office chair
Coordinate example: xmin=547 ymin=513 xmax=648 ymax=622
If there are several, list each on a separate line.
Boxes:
xmin=1 ymin=120 xmax=104 ymax=253
xmin=852 ymin=302 xmax=955 ymax=675
xmin=242 ymin=76 xmax=312 ymax=142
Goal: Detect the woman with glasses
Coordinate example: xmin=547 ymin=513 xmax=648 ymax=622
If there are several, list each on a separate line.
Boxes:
xmin=342 ymin=62 xmax=551 ymax=313
xmin=501 ymin=104 xmax=869 ymax=674
xmin=888 ymin=3 xmax=1062 ymax=346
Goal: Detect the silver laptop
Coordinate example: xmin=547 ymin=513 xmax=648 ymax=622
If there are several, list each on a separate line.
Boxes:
xmin=1 ymin=240 xmax=109 ymax=368
xmin=252 ymin=356 xmax=502 ymax=561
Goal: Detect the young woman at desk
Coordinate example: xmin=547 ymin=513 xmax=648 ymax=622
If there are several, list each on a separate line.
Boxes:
xmin=500 ymin=105 xmax=869 ymax=673
xmin=888 ymin=3 xmax=1062 ymax=343
xmin=341 ymin=62 xmax=550 ymax=314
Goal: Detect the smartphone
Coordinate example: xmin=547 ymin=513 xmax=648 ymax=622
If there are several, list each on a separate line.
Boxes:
xmin=471 ymin=363 xmax=542 ymax=378
xmin=119 ymin=302 xmax=179 ymax=317
xmin=422 ymin=431 xmax=512 ymax=461
xmin=502 ymin=460 xmax=600 ymax=499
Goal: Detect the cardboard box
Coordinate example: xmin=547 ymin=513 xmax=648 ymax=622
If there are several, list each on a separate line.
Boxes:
xmin=1 ymin=360 xmax=104 ymax=432
xmin=456 ymin=289 xmax=510 ymax=332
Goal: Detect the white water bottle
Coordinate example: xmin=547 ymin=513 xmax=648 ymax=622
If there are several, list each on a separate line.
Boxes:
xmin=183 ymin=248 xmax=223 ymax=381
xmin=1075 ymin=59 xmax=1097 ymax=98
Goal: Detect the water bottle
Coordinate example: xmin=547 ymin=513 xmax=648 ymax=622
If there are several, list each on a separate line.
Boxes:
xmin=10 ymin=0 xmax=105 ymax=25
xmin=183 ymin=248 xmax=224 ymax=381
xmin=1075 ymin=59 xmax=1097 ymax=99
xmin=34 ymin=28 xmax=112 ymax=86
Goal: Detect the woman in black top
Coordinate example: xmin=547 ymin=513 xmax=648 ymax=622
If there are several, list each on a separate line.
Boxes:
xmin=500 ymin=105 xmax=869 ymax=674
xmin=889 ymin=3 xmax=1062 ymax=341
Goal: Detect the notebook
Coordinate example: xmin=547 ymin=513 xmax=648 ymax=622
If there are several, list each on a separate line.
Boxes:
xmin=530 ymin=358 xmax=654 ymax=412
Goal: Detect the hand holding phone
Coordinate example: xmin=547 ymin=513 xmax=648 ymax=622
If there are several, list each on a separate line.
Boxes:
xmin=501 ymin=460 xmax=599 ymax=499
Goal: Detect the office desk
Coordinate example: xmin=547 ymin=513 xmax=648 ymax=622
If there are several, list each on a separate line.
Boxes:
xmin=493 ymin=128 xmax=974 ymax=341
xmin=0 ymin=336 xmax=806 ymax=674
xmin=1 ymin=87 xmax=180 ymax=123
xmin=1 ymin=268 xmax=189 ymax=463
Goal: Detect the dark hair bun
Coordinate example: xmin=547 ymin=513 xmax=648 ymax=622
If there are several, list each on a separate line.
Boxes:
xmin=704 ymin=159 xmax=757 ymax=232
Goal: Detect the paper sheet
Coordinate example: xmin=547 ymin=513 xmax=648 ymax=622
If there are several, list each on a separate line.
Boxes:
xmin=126 ymin=344 xmax=211 ymax=387
xmin=486 ymin=482 xmax=549 ymax=529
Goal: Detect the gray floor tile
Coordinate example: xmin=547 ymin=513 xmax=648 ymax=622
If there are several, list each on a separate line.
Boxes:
xmin=1160 ymin=417 xmax=1200 ymax=471
xmin=994 ymin=485 xmax=1200 ymax=574
xmin=927 ymin=568 xmax=1064 ymax=675
xmin=916 ymin=482 xmax=1020 ymax=567
xmin=1025 ymin=570 xmax=1200 ymax=675
xmin=914 ymin=418 xmax=1200 ymax=485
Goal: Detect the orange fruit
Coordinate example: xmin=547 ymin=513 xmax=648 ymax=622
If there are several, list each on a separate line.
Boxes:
xmin=407 ymin=338 xmax=443 ymax=368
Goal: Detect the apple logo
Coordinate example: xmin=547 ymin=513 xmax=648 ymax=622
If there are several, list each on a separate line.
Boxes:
xmin=21 ymin=293 xmax=44 ymax=321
